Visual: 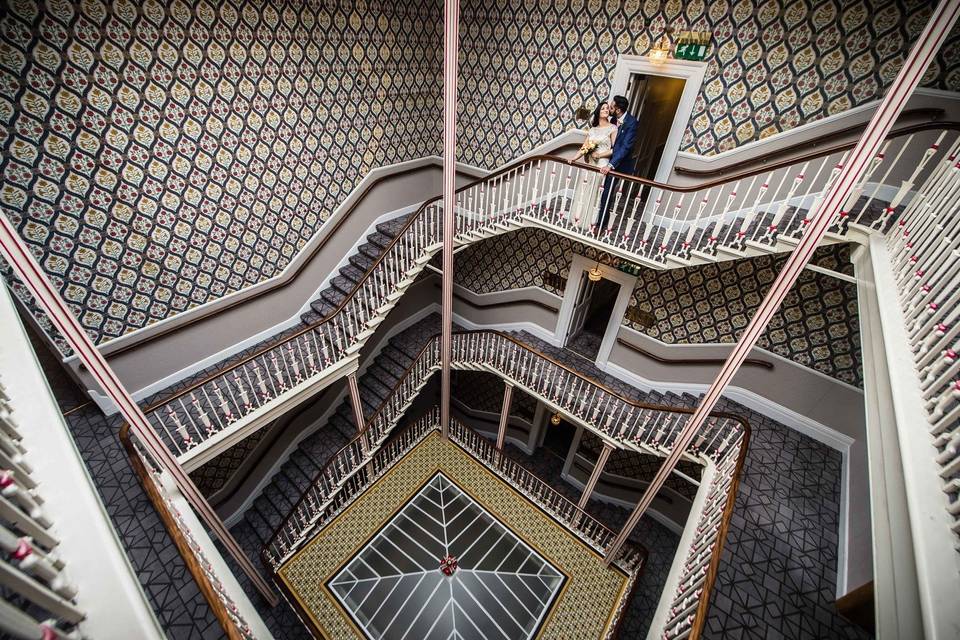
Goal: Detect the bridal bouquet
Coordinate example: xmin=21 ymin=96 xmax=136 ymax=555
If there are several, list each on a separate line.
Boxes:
xmin=578 ymin=140 xmax=598 ymax=160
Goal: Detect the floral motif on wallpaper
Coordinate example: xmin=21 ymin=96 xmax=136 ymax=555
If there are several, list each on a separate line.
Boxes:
xmin=452 ymin=228 xmax=862 ymax=387
xmin=456 ymin=0 xmax=960 ymax=166
xmin=0 ymin=0 xmax=442 ymax=345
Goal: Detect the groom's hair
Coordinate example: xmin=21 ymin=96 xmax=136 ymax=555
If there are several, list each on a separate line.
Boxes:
xmin=613 ymin=95 xmax=629 ymax=114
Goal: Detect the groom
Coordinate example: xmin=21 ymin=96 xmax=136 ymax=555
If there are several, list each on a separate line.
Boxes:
xmin=597 ymin=95 xmax=638 ymax=231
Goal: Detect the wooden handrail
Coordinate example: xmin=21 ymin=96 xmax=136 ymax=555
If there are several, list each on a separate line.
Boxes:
xmin=561 ymin=119 xmax=960 ymax=192
xmin=616 ymin=338 xmax=774 ymax=370
xmin=688 ymin=420 xmax=750 ymax=640
xmin=135 ymin=120 xmax=960 ymax=411
xmin=119 ymin=423 xmax=248 ymax=640
xmin=673 ymin=108 xmax=946 ymax=178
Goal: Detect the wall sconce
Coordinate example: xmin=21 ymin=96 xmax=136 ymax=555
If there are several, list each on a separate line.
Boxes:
xmin=575 ymin=106 xmax=592 ymax=121
xmin=588 ymin=252 xmax=609 ymax=282
xmin=649 ymin=32 xmax=671 ymax=63
xmin=550 ymin=412 xmax=562 ymax=426
xmin=587 ymin=263 xmax=603 ymax=281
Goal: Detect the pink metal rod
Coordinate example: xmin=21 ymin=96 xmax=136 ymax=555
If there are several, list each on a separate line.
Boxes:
xmin=0 ymin=215 xmax=279 ymax=605
xmin=440 ymin=0 xmax=460 ymax=439
xmin=604 ymin=0 xmax=960 ymax=564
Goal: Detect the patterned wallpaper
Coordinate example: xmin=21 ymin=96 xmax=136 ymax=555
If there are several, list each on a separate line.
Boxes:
xmin=457 ymin=0 xmax=960 ymax=165
xmin=4 ymin=0 xmax=948 ymax=350
xmin=0 ymin=0 xmax=442 ymax=344
xmin=453 ymin=228 xmax=863 ymax=387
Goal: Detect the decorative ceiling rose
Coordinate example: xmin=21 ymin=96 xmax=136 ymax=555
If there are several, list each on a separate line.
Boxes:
xmin=550 ymin=412 xmax=562 ymax=426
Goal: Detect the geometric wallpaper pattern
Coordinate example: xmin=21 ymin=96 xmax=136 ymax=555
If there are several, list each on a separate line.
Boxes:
xmin=624 ymin=245 xmax=862 ymax=387
xmin=457 ymin=0 xmax=960 ymax=166
xmin=4 ymin=0 xmax=955 ymax=352
xmin=0 ymin=0 xmax=441 ymax=344
xmin=453 ymin=228 xmax=863 ymax=387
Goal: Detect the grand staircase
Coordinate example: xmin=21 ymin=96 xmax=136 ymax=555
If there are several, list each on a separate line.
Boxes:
xmin=114 ymin=122 xmax=960 ymax=639
xmin=223 ymin=311 xmax=745 ymax=640
xmin=236 ymin=316 xmax=442 ymax=549
xmin=131 ymin=125 xmax=956 ymax=473
xmin=232 ymin=314 xmax=711 ymax=552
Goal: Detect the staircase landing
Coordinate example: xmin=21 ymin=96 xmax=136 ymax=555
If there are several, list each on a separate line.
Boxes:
xmin=277 ymin=432 xmax=634 ymax=639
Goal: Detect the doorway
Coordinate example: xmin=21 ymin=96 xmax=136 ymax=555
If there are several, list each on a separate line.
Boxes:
xmin=624 ymin=74 xmax=686 ymax=181
xmin=565 ymin=276 xmax=621 ymax=361
xmin=555 ymin=254 xmax=638 ymax=366
xmin=543 ymin=415 xmax=578 ymax=460
xmin=608 ymin=56 xmax=707 ymax=183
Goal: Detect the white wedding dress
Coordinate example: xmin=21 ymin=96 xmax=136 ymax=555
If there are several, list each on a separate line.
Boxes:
xmin=571 ymin=124 xmax=615 ymax=229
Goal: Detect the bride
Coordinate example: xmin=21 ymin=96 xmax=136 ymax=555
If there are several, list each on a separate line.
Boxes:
xmin=569 ymin=102 xmax=617 ymax=230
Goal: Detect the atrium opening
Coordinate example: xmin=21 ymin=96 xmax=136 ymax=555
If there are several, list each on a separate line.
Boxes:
xmin=1 ymin=0 xmax=958 ymax=638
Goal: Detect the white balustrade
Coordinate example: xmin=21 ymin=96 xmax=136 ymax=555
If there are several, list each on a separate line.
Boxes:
xmin=0 ymin=379 xmax=84 ymax=638
xmin=138 ymin=127 xmax=956 ymax=472
xmin=885 ymin=133 xmax=960 ymax=542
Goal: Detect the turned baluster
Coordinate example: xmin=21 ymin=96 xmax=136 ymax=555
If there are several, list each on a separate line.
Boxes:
xmin=544 ymin=165 xmax=562 ymax=221
xmin=189 ymin=393 xmax=216 ymax=438
xmin=928 ymin=380 xmax=960 ymax=424
xmin=287 ymin=342 xmax=303 ymax=385
xmin=559 ymin=165 xmax=575 ymax=225
xmin=302 ymin=335 xmax=318 ymax=376
xmin=637 ymin=189 xmax=664 ymax=256
xmin=269 ymin=352 xmax=287 ymax=393
xmin=212 ymin=382 xmax=235 ymax=424
xmin=514 ymin=174 xmax=524 ymax=215
xmin=164 ymin=407 xmax=192 ymax=450
xmin=655 ymin=192 xmax=684 ymax=261
xmin=737 ymin=173 xmax=772 ymax=248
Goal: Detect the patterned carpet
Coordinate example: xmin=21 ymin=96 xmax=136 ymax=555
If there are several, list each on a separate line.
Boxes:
xmin=24 ymin=302 xmax=871 ymax=639
xmin=22 ymin=322 xmax=223 ymax=639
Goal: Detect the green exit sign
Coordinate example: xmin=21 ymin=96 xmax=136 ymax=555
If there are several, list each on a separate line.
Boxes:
xmin=675 ymin=31 xmax=710 ymax=61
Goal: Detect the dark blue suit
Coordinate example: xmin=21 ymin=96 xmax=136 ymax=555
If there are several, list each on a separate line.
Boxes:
xmin=597 ymin=112 xmax=638 ymax=230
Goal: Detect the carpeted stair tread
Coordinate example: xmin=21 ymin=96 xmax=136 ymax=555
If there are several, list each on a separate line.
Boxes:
xmin=376 ymin=216 xmax=410 ymax=237
xmin=349 ymin=252 xmax=375 ymax=272
xmin=360 ymin=377 xmax=392 ymax=402
xmin=367 ymin=232 xmax=395 ymax=250
xmin=339 ymin=263 xmax=366 ymax=284
xmin=358 ymin=243 xmax=383 ymax=262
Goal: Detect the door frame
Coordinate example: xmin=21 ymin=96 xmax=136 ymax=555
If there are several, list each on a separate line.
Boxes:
xmin=609 ymin=55 xmax=707 ymax=183
xmin=554 ymin=253 xmax=638 ymax=366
